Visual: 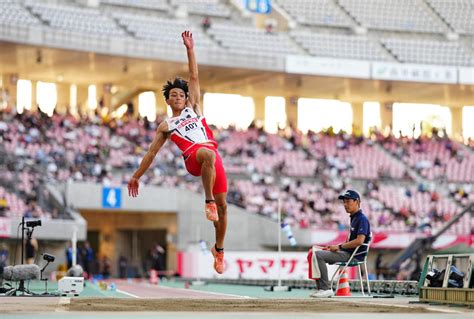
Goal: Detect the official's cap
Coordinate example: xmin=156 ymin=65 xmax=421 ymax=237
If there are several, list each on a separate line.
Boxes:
xmin=338 ymin=190 xmax=361 ymax=201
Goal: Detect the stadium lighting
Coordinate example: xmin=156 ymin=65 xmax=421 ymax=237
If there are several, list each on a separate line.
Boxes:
xmin=88 ymin=85 xmax=97 ymax=110
xmin=37 ymin=81 xmax=57 ymax=117
xmin=16 ymin=79 xmax=32 ymax=114
xmin=70 ymin=84 xmax=78 ymax=116
xmin=138 ymin=91 xmax=157 ymax=122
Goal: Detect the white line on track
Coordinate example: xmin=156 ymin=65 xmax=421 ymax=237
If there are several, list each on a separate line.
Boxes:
xmin=154 ymin=284 xmax=254 ymax=299
xmin=116 ymin=289 xmax=139 ymax=298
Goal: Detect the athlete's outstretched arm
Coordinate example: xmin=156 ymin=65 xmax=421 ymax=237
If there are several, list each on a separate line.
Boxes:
xmin=182 ymin=30 xmax=201 ymax=116
xmin=128 ymin=121 xmax=168 ymax=197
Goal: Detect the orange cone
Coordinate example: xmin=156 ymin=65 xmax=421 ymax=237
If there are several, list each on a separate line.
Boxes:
xmin=335 ymin=270 xmax=351 ymax=296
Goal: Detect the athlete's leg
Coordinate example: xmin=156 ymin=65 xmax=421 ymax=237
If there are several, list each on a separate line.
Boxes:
xmin=213 ymin=192 xmax=228 ymax=249
xmin=196 ymin=147 xmax=216 ymax=201
xmin=209 ymin=149 xmax=228 ymax=274
xmin=210 ymin=191 xmax=227 ymax=274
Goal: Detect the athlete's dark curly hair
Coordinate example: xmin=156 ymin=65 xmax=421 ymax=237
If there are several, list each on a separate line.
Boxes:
xmin=162 ymin=77 xmax=189 ymax=100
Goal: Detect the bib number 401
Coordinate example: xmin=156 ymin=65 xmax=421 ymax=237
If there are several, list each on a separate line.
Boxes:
xmin=185 ymin=123 xmax=197 ymax=131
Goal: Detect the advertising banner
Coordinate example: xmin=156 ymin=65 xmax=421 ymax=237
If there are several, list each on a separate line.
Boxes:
xmin=179 ymin=250 xmax=345 ymax=280
xmin=372 ymin=62 xmax=457 ymax=84
xmin=286 ymin=55 xmax=371 ymax=79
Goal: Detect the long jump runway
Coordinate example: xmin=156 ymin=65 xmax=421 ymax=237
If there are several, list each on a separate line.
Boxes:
xmin=114 ymin=280 xmax=250 ymax=299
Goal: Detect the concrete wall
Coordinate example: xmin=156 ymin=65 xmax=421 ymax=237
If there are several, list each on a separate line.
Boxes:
xmin=7 ymin=214 xmax=87 ymax=241
xmin=65 ymin=182 xmax=312 ymax=251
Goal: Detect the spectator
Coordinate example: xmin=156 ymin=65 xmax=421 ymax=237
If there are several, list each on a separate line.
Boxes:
xmin=0 ymin=197 xmax=7 ymax=217
xmin=0 ymin=243 xmax=8 ymax=275
xmin=25 ymin=236 xmax=38 ymax=265
xmin=65 ymin=242 xmax=73 ymax=269
xmin=375 ymin=253 xmax=385 ymax=279
xmin=151 ymin=244 xmax=166 ymax=279
xmin=101 ymin=256 xmax=111 ymax=279
xmin=80 ymin=241 xmax=95 ymax=278
xmin=201 ymin=16 xmax=211 ymax=32
xmin=430 ymin=191 xmax=439 ymax=202
xmin=118 ymin=255 xmax=128 ymax=279
xmin=265 ymin=20 xmax=274 ymax=34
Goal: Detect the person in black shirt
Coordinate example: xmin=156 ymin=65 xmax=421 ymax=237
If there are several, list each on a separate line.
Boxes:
xmin=25 ymin=237 xmax=38 ymax=265
xmin=308 ymin=190 xmax=371 ymax=298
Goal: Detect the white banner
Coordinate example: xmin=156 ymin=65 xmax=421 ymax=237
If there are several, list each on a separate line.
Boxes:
xmin=180 ymin=251 xmax=341 ymax=280
xmin=286 ymin=55 xmax=371 ymax=79
xmin=459 ymin=67 xmax=474 ymax=84
xmin=0 ymin=218 xmax=11 ymax=238
xmin=372 ymin=62 xmax=457 ymax=84
xmin=309 ymin=230 xmax=470 ymax=249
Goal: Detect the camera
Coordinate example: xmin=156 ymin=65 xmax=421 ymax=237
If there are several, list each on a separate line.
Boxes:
xmin=43 ymin=253 xmax=55 ymax=262
xmin=26 ymin=220 xmax=42 ymax=227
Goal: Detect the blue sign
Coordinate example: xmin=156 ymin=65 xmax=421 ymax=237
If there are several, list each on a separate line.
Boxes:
xmin=246 ymin=0 xmax=271 ymax=14
xmin=102 ymin=187 xmax=121 ymax=209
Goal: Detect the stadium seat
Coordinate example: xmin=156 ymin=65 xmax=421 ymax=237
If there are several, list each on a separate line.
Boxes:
xmin=338 ymin=0 xmax=447 ymax=33
xmin=276 ymin=0 xmax=354 ymax=28
xmin=426 ymin=0 xmax=474 ymax=35
xmin=331 ymin=232 xmax=372 ymax=296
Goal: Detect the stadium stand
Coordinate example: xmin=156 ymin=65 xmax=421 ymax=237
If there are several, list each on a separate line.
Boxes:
xmin=337 ymin=0 xmax=448 ymax=33
xmin=275 ymin=0 xmax=355 ymax=28
xmin=379 ymin=134 xmax=474 ymax=183
xmin=101 ymin=0 xmax=170 ymax=12
xmin=1 ymin=111 xmax=471 ymax=235
xmin=169 ymin=0 xmax=232 ymax=18
xmin=113 ymin=12 xmax=218 ymax=49
xmin=0 ymin=186 xmax=52 ymax=220
xmin=218 ymin=128 xmax=318 ymax=177
xmin=290 ymin=31 xmax=392 ymax=61
xmin=449 ymin=183 xmax=474 ymax=207
xmin=231 ymin=177 xmax=469 ymax=235
xmin=307 ymin=134 xmax=406 ymax=180
xmin=0 ymin=0 xmax=470 ymax=67
xmin=25 ymin=0 xmax=126 ymax=37
xmin=208 ymin=22 xmax=302 ymax=57
xmin=382 ymin=38 xmax=474 ymax=66
xmin=0 ymin=1 xmax=41 ymax=27
xmin=426 ymin=0 xmax=474 ymax=35
xmin=373 ymin=185 xmax=460 ymax=221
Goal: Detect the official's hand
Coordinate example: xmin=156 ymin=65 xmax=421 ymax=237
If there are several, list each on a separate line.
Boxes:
xmin=128 ymin=177 xmax=139 ymax=197
xmin=182 ymin=30 xmax=194 ymax=50
xmin=327 ymin=245 xmax=339 ymax=252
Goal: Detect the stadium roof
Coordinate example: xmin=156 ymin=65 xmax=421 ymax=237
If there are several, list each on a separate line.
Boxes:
xmin=0 ymin=41 xmax=472 ymax=107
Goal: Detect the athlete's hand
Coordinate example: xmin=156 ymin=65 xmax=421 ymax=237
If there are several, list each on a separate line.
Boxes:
xmin=182 ymin=30 xmax=194 ymax=50
xmin=128 ymin=177 xmax=139 ymax=197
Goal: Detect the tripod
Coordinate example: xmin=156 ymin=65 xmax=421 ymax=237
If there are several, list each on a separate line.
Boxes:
xmin=40 ymin=260 xmax=52 ymax=294
xmin=7 ymin=217 xmax=37 ymax=296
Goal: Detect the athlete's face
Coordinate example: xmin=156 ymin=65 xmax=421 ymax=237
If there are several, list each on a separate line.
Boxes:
xmin=167 ymin=88 xmax=187 ymax=112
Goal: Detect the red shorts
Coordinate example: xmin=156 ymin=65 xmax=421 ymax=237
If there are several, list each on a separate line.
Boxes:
xmin=183 ymin=145 xmax=227 ymax=195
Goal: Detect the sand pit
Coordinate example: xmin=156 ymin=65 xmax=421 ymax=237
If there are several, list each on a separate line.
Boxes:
xmin=68 ymin=298 xmax=435 ymax=313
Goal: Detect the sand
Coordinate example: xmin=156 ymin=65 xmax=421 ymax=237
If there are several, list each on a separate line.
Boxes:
xmin=67 ymin=298 xmax=435 ymax=313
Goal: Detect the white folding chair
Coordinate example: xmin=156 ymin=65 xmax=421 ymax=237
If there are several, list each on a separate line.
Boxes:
xmin=331 ymin=232 xmax=372 ymax=296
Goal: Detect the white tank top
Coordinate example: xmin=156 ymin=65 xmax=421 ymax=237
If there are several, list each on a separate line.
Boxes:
xmin=166 ymin=107 xmax=216 ymax=154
